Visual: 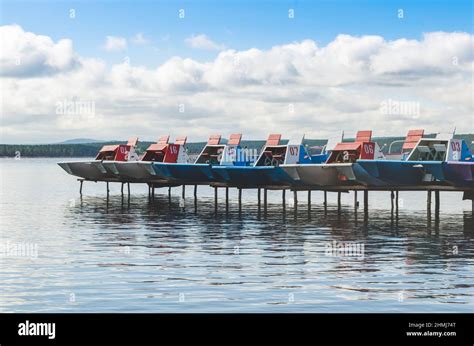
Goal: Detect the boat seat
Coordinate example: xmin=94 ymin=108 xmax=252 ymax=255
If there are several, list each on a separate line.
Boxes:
xmin=175 ymin=136 xmax=187 ymax=145
xmin=127 ymin=137 xmax=139 ymax=147
xmin=402 ymin=129 xmax=424 ymax=152
xmin=266 ymin=134 xmax=281 ymax=146
xmin=228 ymin=133 xmax=242 ymax=145
xmin=433 ymin=144 xmax=447 ymax=160
xmin=355 ymin=130 xmax=372 ymax=143
xmin=416 ymin=145 xmax=431 ymax=160
xmin=157 ymin=135 xmax=170 ymax=145
xmin=208 ymin=135 xmax=221 ymax=145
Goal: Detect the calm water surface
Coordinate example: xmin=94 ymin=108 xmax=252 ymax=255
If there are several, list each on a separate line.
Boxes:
xmin=1 ymin=158 xmax=473 ymax=312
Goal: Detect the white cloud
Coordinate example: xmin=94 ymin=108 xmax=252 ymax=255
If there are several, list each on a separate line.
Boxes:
xmin=103 ymin=36 xmax=127 ymax=51
xmin=1 ymin=24 xmax=473 ymax=144
xmin=185 ymin=34 xmax=225 ymax=51
xmin=131 ymin=33 xmax=149 ymax=45
xmin=0 ymin=24 xmax=78 ymax=77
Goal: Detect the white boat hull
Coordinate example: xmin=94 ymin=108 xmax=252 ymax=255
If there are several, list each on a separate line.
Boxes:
xmin=57 ymin=161 xmax=117 ymax=181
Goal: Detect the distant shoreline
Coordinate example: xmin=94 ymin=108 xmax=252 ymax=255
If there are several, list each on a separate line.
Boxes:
xmin=1 ymin=134 xmax=473 ymax=158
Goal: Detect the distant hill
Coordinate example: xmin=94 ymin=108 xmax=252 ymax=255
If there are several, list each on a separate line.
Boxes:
xmin=57 ymin=138 xmax=105 ymax=144
xmin=1 ymin=134 xmax=473 ymax=158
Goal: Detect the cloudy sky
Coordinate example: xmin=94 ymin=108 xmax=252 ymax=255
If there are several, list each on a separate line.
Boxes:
xmin=0 ymin=0 xmax=473 ymax=144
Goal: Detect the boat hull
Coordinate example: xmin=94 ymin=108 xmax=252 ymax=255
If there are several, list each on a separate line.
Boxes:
xmin=150 ymin=163 xmax=215 ymax=184
xmin=281 ymin=164 xmax=342 ymax=187
xmin=100 ymin=161 xmax=172 ymax=183
xmin=440 ymin=161 xmax=474 ymax=187
xmin=356 ymin=160 xmax=446 ymax=186
xmin=58 ymin=161 xmax=117 ymax=181
xmin=211 ymin=166 xmax=294 ymax=187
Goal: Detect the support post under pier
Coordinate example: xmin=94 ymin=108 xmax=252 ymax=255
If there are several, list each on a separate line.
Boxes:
xmin=214 ymin=187 xmax=218 ymax=212
xmin=264 ymin=189 xmax=268 ymax=215
xmin=364 ymin=190 xmax=368 ymax=214
xmin=238 ymin=188 xmax=242 ymax=214
xmin=225 ymin=187 xmax=229 ymax=212
xmin=435 ymin=190 xmax=440 ymax=217
xmin=308 ymin=190 xmax=311 ymax=213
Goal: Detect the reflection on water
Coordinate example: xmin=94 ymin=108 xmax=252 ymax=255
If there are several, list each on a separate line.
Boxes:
xmin=0 ymin=158 xmax=473 ymax=312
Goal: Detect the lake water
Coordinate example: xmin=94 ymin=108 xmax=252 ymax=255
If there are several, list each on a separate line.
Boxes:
xmin=0 ymin=158 xmax=473 ymax=312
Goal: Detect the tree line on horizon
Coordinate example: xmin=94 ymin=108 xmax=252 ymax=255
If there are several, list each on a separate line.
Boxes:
xmin=1 ymin=134 xmax=473 ymax=158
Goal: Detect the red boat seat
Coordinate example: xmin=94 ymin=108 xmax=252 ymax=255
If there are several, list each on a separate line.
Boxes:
xmin=157 ymin=135 xmax=170 ymax=145
xmin=208 ymin=134 xmax=221 ymax=145
xmin=175 ymin=136 xmax=187 ymax=145
xmin=355 ymin=131 xmax=372 ymax=143
xmin=100 ymin=145 xmax=119 ymax=152
xmin=127 ymin=137 xmax=139 ymax=147
xmin=332 ymin=142 xmax=362 ymax=151
xmin=228 ymin=133 xmax=242 ymax=145
xmin=402 ymin=129 xmax=424 ymax=151
xmin=266 ymin=134 xmax=281 ymax=146
xmin=148 ymin=143 xmax=167 ymax=151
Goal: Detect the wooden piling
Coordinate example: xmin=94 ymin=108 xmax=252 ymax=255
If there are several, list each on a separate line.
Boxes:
xmin=264 ymin=188 xmax=268 ymax=214
xmin=79 ymin=180 xmax=83 ymax=195
xmin=308 ymin=190 xmax=311 ymax=212
xmin=225 ymin=187 xmax=229 ymax=212
xmin=182 ymin=185 xmax=186 ymax=199
xmin=337 ymin=192 xmax=341 ymax=210
xmin=354 ymin=191 xmax=358 ymax=209
xmin=435 ymin=190 xmax=440 ymax=216
xmin=293 ymin=190 xmax=298 ymax=209
xmin=282 ymin=189 xmax=286 ymax=211
xmin=396 ymin=191 xmax=399 ymax=211
xmin=364 ymin=190 xmax=368 ymax=213
xmin=427 ymin=190 xmax=432 ymax=213
xmin=106 ymin=182 xmax=109 ymax=198
xmin=127 ymin=183 xmax=130 ymax=196
xmin=390 ymin=190 xmax=395 ymax=211
xmin=257 ymin=188 xmax=261 ymax=211
xmin=238 ymin=188 xmax=242 ymax=213
xmin=324 ymin=190 xmax=327 ymax=206
xmin=121 ymin=183 xmax=124 ymax=196
xmin=214 ymin=187 xmax=218 ymax=212
xmin=194 ymin=185 xmax=198 ymax=210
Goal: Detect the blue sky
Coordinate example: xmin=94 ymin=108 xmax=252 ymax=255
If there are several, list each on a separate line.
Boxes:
xmin=2 ymin=0 xmax=472 ymax=67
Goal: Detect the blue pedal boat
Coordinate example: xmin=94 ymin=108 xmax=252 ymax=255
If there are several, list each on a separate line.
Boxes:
xmin=355 ymin=130 xmax=474 ymax=188
xmin=149 ymin=134 xmax=245 ymax=184
xmin=211 ymin=134 xmax=318 ymax=187
xmin=282 ymin=130 xmax=385 ymax=187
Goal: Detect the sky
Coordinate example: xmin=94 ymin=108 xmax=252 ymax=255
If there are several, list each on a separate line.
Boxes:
xmin=0 ymin=0 xmax=473 ymax=143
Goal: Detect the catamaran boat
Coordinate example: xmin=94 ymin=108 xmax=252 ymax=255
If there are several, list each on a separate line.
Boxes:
xmin=281 ymin=131 xmax=384 ymax=187
xmin=331 ymin=129 xmax=423 ymax=187
xmin=58 ymin=137 xmax=140 ymax=181
xmin=355 ymin=131 xmax=474 ymax=187
xmin=101 ymin=135 xmax=188 ymax=183
xmin=147 ymin=134 xmax=245 ymax=184
xmin=211 ymin=134 xmax=318 ymax=188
